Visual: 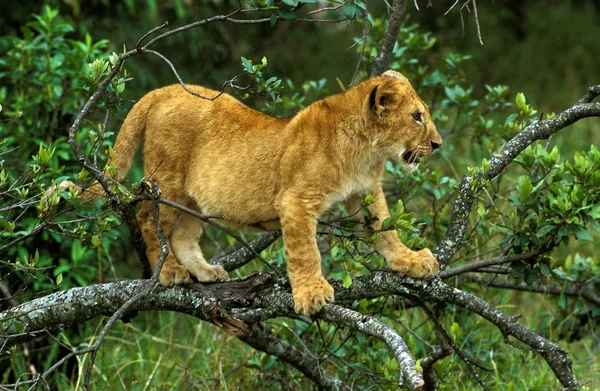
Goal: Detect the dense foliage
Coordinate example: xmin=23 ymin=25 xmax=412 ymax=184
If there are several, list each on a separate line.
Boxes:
xmin=1 ymin=2 xmax=598 ymax=390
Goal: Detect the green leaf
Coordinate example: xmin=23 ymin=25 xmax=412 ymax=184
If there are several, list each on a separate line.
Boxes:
xmin=574 ymin=226 xmax=593 ymax=241
xmin=91 ymin=235 xmax=101 ymax=248
xmin=515 ymin=92 xmax=527 ymax=112
xmin=414 ymin=359 xmax=422 ymax=372
xmin=449 ymin=322 xmax=462 ymax=338
xmin=363 ymin=193 xmax=375 ymax=206
xmin=277 ymin=9 xmax=297 ymax=21
xmin=342 ymin=273 xmax=353 ymax=288
xmin=331 ymin=246 xmax=344 ymax=261
xmin=241 ymin=56 xmax=253 ymax=72
xmin=588 ymin=204 xmax=600 ymax=220
xmin=56 ymin=273 xmax=63 ymax=287
xmin=342 ymin=1 xmax=358 ymax=18
xmin=282 ymin=0 xmax=299 ymax=6
xmin=381 ymin=217 xmax=393 ymax=231
xmin=517 ymin=176 xmax=533 ymax=200
xmin=536 ymin=225 xmax=555 ymax=238
xmin=504 ymin=113 xmax=518 ymax=127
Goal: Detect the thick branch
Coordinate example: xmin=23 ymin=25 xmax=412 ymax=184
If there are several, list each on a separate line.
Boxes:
xmin=1 ymin=272 xmax=581 ymax=388
xmin=0 ymin=276 xmax=270 ymax=348
xmin=371 ymin=0 xmax=408 ymax=76
xmin=417 ymin=278 xmax=579 ymax=388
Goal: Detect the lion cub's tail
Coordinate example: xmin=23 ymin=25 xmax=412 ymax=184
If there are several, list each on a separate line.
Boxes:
xmin=109 ymin=90 xmax=156 ymax=180
xmin=44 ymin=91 xmax=156 ymax=207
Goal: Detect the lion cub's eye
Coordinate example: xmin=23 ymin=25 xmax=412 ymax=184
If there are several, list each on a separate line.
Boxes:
xmin=412 ymin=112 xmax=423 ymax=123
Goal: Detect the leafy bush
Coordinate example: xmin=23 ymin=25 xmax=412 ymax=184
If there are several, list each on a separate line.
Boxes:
xmin=0 ymin=6 xmax=128 ymax=294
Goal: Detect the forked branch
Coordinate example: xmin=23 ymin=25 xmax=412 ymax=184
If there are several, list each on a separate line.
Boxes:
xmin=435 ymin=87 xmax=600 ymax=265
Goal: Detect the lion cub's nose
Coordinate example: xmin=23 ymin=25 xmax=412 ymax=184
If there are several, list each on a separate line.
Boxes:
xmin=431 ymin=141 xmax=441 ymax=151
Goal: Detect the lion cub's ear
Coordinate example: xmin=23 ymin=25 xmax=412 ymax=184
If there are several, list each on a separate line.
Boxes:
xmin=370 ymin=79 xmax=401 ymax=119
xmin=382 ymin=70 xmax=413 ymax=88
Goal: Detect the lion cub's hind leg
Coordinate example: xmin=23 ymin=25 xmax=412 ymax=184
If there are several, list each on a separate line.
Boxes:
xmin=137 ymin=202 xmax=191 ymax=286
xmin=170 ymin=208 xmax=228 ymax=282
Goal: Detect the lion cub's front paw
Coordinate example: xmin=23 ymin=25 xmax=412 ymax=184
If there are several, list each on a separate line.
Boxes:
xmin=387 ymin=248 xmax=439 ymax=279
xmin=292 ymin=278 xmax=335 ymax=316
xmin=158 ymin=261 xmax=192 ymax=286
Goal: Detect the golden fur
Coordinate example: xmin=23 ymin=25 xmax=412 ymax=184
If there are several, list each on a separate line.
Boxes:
xmin=74 ymin=70 xmax=442 ymax=315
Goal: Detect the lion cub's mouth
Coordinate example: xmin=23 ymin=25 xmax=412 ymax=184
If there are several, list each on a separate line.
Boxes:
xmin=402 ymin=150 xmax=423 ymax=164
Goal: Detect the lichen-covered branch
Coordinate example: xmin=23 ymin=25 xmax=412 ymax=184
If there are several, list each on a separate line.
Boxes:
xmin=0 ymin=271 xmax=581 ymax=388
xmin=435 ymin=88 xmax=600 ymax=265
xmin=319 ymin=305 xmax=424 ymax=390
xmin=420 ymin=278 xmax=579 ymax=388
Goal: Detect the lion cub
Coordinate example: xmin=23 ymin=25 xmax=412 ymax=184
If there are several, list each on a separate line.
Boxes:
xmin=97 ymin=70 xmax=441 ymax=315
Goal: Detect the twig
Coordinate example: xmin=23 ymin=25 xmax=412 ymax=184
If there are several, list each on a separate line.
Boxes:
xmin=463 ymin=274 xmax=600 ymax=307
xmin=136 ymin=21 xmax=169 ymax=50
xmin=444 ymin=0 xmax=461 ymax=15
xmin=140 ymin=49 xmax=225 ymax=101
xmin=471 ymin=0 xmax=483 ymax=44
xmin=419 ymin=303 xmax=490 ymax=390
xmin=349 ymin=0 xmax=370 ymax=86
xmin=240 ymin=325 xmax=350 ymax=391
xmin=439 ymin=248 xmax=549 ymax=279
xmin=212 ymin=231 xmax=282 ymax=272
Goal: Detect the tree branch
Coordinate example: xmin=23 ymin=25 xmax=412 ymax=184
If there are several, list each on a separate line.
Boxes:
xmin=319 ymin=304 xmax=424 ymax=390
xmin=435 ymin=88 xmax=600 ymax=265
xmin=439 ymin=248 xmax=549 ymax=279
xmin=213 ymin=232 xmax=282 ymax=272
xmin=1 ymin=272 xmax=582 ymax=388
xmin=371 ymin=0 xmax=408 ymax=76
xmin=240 ymin=325 xmax=351 ymax=391
xmin=419 ymin=278 xmax=579 ymax=388
xmin=463 ymin=274 xmax=600 ymax=307
xmin=421 ymin=343 xmax=451 ymax=391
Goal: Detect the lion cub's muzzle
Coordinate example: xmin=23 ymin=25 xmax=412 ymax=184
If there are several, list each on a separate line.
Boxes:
xmin=401 ymin=141 xmax=441 ymax=165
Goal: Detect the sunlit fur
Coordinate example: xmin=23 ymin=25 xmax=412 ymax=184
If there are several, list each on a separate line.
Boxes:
xmin=84 ymin=70 xmax=442 ymax=315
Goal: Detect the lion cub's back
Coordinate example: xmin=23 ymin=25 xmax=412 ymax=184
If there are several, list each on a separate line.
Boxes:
xmin=140 ymin=85 xmax=290 ymax=224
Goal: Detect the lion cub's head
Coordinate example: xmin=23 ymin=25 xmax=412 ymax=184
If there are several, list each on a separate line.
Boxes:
xmin=368 ymin=70 xmax=442 ymax=171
